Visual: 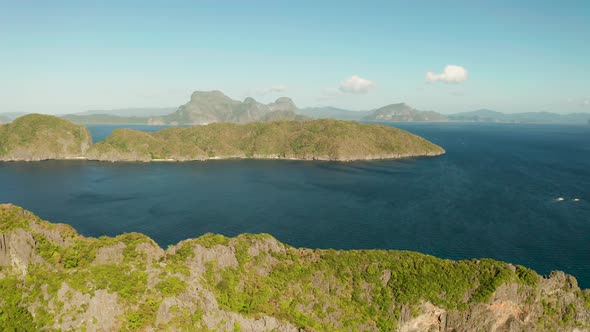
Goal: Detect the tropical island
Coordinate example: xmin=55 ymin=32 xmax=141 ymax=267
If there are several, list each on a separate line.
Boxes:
xmin=0 ymin=114 xmax=445 ymax=162
xmin=0 ymin=204 xmax=589 ymax=331
xmin=0 ymin=114 xmax=93 ymax=161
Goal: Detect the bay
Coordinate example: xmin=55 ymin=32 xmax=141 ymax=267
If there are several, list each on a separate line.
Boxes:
xmin=1 ymin=122 xmax=589 ymax=287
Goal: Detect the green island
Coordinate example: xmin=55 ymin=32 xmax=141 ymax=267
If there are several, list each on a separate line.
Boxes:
xmin=0 ymin=114 xmax=92 ymax=161
xmin=0 ymin=204 xmax=589 ymax=331
xmin=0 ymin=114 xmax=444 ymax=162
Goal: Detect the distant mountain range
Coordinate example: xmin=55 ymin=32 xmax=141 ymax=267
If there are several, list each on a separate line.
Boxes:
xmin=297 ymin=104 xmax=446 ymax=122
xmin=296 ymin=107 xmax=370 ymax=121
xmin=62 ymin=107 xmax=175 ymax=125
xmin=148 ymin=91 xmax=305 ymax=125
xmin=71 ymin=107 xmax=176 ymax=117
xmin=298 ymin=106 xmax=590 ymax=124
xmin=62 ymin=114 xmax=150 ymax=125
xmin=0 ymin=112 xmax=29 ymax=121
xmin=448 ymin=109 xmax=590 ymax=124
xmin=3 ymin=92 xmax=590 ymax=125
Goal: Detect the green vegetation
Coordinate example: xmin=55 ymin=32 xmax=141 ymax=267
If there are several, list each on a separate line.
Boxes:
xmin=156 ymin=276 xmax=187 ymax=297
xmin=0 ymin=277 xmax=39 ymax=331
xmin=0 ymin=113 xmax=445 ymax=162
xmin=0 ymin=114 xmax=92 ymax=161
xmin=202 ymin=245 xmax=541 ymax=330
xmin=0 ymin=204 xmax=588 ymax=331
xmin=87 ymin=119 xmax=445 ymax=161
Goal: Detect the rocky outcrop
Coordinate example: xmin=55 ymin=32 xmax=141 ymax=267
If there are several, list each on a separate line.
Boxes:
xmin=1 ymin=204 xmax=589 ymax=331
xmin=149 ymin=91 xmax=306 ymax=125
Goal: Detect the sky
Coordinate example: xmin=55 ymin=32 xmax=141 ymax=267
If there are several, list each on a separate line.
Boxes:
xmin=1 ymin=0 xmax=589 ymax=114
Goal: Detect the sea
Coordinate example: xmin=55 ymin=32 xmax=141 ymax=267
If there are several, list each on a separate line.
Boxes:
xmin=1 ymin=122 xmax=589 ymax=287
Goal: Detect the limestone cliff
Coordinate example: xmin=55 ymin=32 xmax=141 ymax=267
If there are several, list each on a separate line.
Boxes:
xmin=148 ymin=91 xmax=306 ymax=125
xmin=0 ymin=204 xmax=589 ymax=331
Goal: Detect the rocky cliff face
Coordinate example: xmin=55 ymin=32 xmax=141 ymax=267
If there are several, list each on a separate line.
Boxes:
xmin=0 ymin=204 xmax=589 ymax=331
xmin=149 ymin=91 xmax=304 ymax=125
xmin=0 ymin=114 xmax=92 ymax=161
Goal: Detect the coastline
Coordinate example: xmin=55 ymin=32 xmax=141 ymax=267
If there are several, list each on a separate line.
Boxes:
xmin=0 ymin=149 xmax=445 ymax=163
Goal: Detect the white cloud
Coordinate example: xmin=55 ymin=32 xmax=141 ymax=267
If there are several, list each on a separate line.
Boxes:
xmin=339 ymin=75 xmax=376 ymax=94
xmin=584 ymin=99 xmax=589 ymax=106
xmin=426 ymin=65 xmax=468 ymax=83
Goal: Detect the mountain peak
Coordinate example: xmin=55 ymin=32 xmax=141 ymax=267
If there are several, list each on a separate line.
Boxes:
xmin=364 ymin=103 xmax=447 ymax=122
xmin=389 ymin=102 xmax=410 ymax=107
xmin=268 ymin=97 xmax=297 ymax=112
xmin=274 ymin=97 xmax=294 ymax=104
xmin=190 ymin=90 xmax=232 ymax=102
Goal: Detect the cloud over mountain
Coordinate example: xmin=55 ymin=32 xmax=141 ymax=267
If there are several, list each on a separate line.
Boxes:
xmin=426 ymin=65 xmax=468 ymax=83
xmin=339 ymin=75 xmax=376 ymax=94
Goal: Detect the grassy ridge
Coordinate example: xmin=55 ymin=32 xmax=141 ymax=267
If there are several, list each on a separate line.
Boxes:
xmin=0 ymin=114 xmax=92 ymax=161
xmin=87 ymin=119 xmax=445 ymax=161
xmin=0 ymin=204 xmax=588 ymax=331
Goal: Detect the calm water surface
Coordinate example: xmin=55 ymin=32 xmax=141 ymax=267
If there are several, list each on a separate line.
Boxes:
xmin=1 ymin=123 xmax=589 ymax=287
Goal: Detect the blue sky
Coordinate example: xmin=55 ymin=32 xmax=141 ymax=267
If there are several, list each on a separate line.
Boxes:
xmin=1 ymin=1 xmax=589 ymax=114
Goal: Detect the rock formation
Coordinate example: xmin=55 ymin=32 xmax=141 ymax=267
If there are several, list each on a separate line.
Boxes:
xmin=0 ymin=204 xmax=589 ymax=331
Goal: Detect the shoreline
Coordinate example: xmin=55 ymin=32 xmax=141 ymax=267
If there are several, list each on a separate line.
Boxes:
xmin=0 ymin=150 xmax=445 ymax=163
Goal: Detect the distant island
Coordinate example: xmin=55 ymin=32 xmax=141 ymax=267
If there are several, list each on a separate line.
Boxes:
xmin=62 ymin=114 xmax=151 ymax=125
xmin=299 ymin=106 xmax=590 ymax=125
xmin=297 ymin=104 xmax=448 ymax=123
xmin=72 ymin=107 xmax=177 ymax=117
xmin=362 ymin=103 xmax=448 ymax=122
xmin=0 ymin=114 xmax=92 ymax=161
xmin=0 ymin=114 xmax=444 ymax=162
xmin=4 ymin=90 xmax=588 ymax=126
xmin=58 ymin=91 xmax=307 ymax=125
xmin=148 ymin=91 xmax=307 ymax=125
xmin=57 ymin=92 xmax=449 ymax=125
xmin=448 ymin=109 xmax=590 ymax=124
xmin=1 ymin=204 xmax=589 ymax=331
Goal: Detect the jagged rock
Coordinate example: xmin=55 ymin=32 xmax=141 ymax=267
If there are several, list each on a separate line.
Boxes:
xmin=149 ymin=90 xmax=305 ymax=125
xmin=1 ymin=204 xmax=589 ymax=331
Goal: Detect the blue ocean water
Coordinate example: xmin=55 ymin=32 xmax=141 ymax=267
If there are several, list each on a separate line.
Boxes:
xmin=1 ymin=123 xmax=589 ymax=287
xmin=85 ymin=124 xmax=179 ymax=142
